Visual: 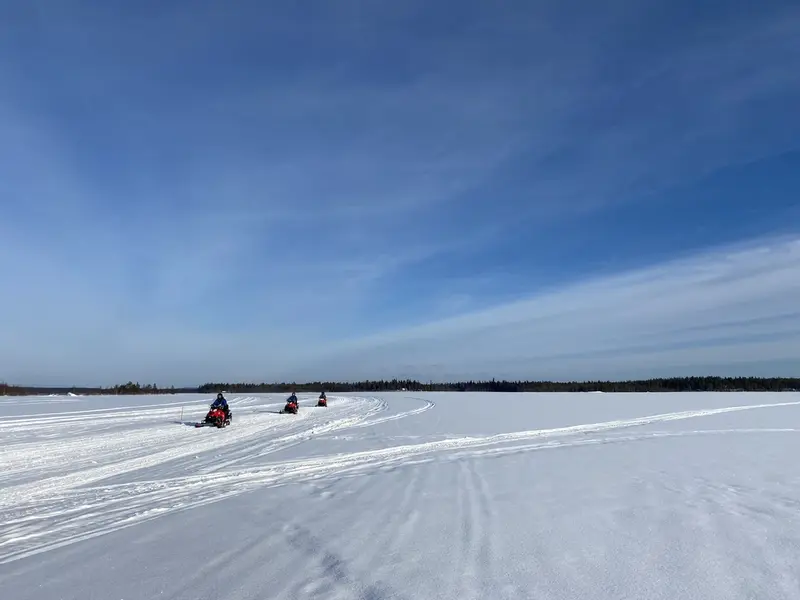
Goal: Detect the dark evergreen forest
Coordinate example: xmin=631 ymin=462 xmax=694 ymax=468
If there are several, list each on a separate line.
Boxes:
xmin=2 ymin=376 xmax=798 ymax=396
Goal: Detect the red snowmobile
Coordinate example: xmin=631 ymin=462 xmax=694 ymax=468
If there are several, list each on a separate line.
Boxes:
xmin=317 ymin=395 xmax=327 ymax=407
xmin=196 ymin=406 xmax=232 ymax=428
xmin=282 ymin=398 xmax=299 ymax=414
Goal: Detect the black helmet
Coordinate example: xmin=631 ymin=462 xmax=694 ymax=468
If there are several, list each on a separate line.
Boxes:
xmin=217 ymin=393 xmax=224 ymax=399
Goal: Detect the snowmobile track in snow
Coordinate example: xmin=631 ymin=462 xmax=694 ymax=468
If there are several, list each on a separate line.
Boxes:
xmin=1 ymin=394 xmax=799 ymax=565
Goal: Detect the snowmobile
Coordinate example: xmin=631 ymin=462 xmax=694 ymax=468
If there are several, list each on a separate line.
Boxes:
xmin=317 ymin=395 xmax=327 ymax=407
xmin=282 ymin=399 xmax=299 ymax=414
xmin=195 ymin=406 xmax=232 ymax=428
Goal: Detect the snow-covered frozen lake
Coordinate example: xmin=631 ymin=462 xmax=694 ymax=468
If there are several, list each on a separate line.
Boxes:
xmin=2 ymin=391 xmax=800 ymax=599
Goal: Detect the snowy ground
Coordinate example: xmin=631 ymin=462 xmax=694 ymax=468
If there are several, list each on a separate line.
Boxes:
xmin=2 ymin=391 xmax=800 ymax=599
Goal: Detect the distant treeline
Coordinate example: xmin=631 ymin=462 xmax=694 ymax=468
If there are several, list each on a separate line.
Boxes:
xmin=0 ymin=381 xmax=195 ymax=397
xmin=3 ymin=376 xmax=796 ymax=397
xmin=197 ymin=377 xmax=800 ymax=393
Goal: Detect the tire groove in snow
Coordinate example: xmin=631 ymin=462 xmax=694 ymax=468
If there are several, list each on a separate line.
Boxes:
xmin=283 ymin=522 xmax=405 ymax=600
xmin=384 ymin=466 xmax=425 ymax=565
xmin=291 ymin=471 xmax=382 ymax=599
xmin=364 ymin=463 xmax=422 ymax=573
xmin=2 ymin=397 xmax=800 ymax=565
xmin=471 ymin=459 xmax=501 ymax=600
xmin=458 ymin=459 xmax=480 ymax=600
xmin=0 ymin=395 xmax=385 ymax=508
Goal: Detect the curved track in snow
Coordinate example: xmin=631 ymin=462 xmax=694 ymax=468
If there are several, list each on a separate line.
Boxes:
xmin=0 ymin=393 xmax=437 ymax=564
xmin=3 ymin=392 xmax=800 ymax=600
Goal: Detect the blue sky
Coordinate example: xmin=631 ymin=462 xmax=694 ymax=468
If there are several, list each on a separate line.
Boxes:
xmin=1 ymin=0 xmax=799 ymax=386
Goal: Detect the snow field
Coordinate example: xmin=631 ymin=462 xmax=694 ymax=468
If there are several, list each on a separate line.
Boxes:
xmin=2 ymin=391 xmax=800 ymax=599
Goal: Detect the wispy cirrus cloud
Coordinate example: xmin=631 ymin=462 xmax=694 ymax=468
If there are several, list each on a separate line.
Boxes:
xmin=302 ymin=235 xmax=800 ymax=381
xmin=0 ymin=0 xmax=798 ymax=384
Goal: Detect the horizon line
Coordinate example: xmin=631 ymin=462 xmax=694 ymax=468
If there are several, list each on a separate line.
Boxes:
xmin=3 ymin=374 xmax=800 ymax=391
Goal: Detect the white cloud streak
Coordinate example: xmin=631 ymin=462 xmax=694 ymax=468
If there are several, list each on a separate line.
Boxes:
xmin=301 ymin=236 xmax=800 ymax=381
xmin=0 ymin=2 xmax=798 ymax=384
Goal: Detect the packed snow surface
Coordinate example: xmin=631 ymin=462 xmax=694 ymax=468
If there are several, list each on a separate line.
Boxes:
xmin=2 ymin=391 xmax=800 ymax=599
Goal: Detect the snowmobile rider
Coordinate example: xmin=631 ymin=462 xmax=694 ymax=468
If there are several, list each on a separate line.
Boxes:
xmin=210 ymin=393 xmax=231 ymax=419
xmin=287 ymin=392 xmax=298 ymax=405
xmin=319 ymin=391 xmax=326 ymax=400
